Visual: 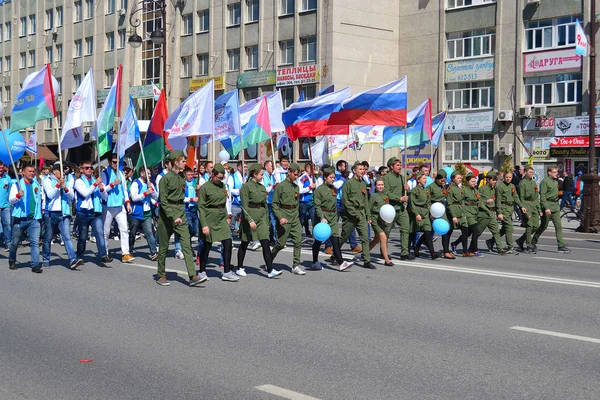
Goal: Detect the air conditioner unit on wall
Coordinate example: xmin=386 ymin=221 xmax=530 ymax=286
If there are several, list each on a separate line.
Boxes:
xmin=499 ymin=144 xmax=513 ymax=156
xmin=498 ymin=110 xmax=514 ymax=122
xmin=118 ymin=8 xmax=127 ymax=16
xmin=533 ymin=105 xmax=547 ymax=117
xmin=519 ymin=106 xmax=532 ymax=118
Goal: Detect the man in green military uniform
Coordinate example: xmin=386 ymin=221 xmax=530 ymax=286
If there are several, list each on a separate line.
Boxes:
xmin=340 ymin=161 xmax=373 ymax=269
xmin=477 ymin=170 xmax=506 ymax=256
xmin=488 ymin=171 xmax=524 ymax=254
xmin=409 ymin=172 xmax=439 ymax=259
xmin=382 ymin=157 xmax=414 ymax=260
xmin=156 ymin=151 xmax=206 ymax=287
xmin=271 ymin=162 xmax=305 ymax=275
xmin=532 ymin=166 xmax=570 ymax=253
xmin=515 ymin=166 xmax=541 ymax=253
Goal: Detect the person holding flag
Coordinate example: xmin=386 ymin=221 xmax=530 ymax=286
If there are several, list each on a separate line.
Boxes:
xmin=128 ymin=166 xmax=159 ymax=261
xmin=0 ymin=161 xmax=12 ymax=251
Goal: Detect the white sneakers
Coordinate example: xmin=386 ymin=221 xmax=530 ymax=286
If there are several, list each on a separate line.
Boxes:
xmin=339 ymin=261 xmax=353 ymax=271
xmin=175 ymin=250 xmax=184 ymax=260
xmin=267 ymin=269 xmax=283 ymax=278
xmin=291 ymin=266 xmax=306 ymax=275
xmin=235 ymin=268 xmax=247 ymax=277
xmin=249 ymin=242 xmax=261 ymax=251
xmin=222 ymin=272 xmax=240 ymax=282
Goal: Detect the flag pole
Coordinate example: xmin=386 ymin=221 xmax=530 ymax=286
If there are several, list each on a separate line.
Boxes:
xmin=270 ymin=134 xmax=276 ymax=165
xmin=403 ymin=125 xmax=408 ymax=175
xmin=138 ymin=137 xmax=149 ymax=180
xmin=53 ymin=117 xmax=64 ymax=175
xmin=0 ymin=124 xmax=21 ymax=190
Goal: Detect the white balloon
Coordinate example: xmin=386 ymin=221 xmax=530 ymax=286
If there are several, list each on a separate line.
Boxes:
xmin=430 ymin=202 xmax=446 ymax=219
xmin=218 ymin=150 xmax=230 ymax=162
xmin=22 ymin=72 xmax=60 ymax=100
xmin=379 ymin=204 xmax=396 ymax=224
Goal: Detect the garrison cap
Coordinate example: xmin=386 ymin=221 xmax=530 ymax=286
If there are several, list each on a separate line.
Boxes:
xmin=415 ymin=171 xmax=425 ymax=180
xmin=352 ymin=161 xmax=362 ymax=170
xmin=451 ymin=170 xmax=462 ymax=178
xmin=166 ymin=150 xmax=185 ymax=162
xmin=248 ymin=163 xmax=262 ymax=174
xmin=486 ymin=170 xmax=498 ymax=178
xmin=435 ymin=170 xmax=447 ymax=179
xmin=387 ymin=157 xmax=400 ymax=168
xmin=322 ymin=167 xmax=335 ymax=176
xmin=213 ymin=163 xmax=226 ymax=174
xmin=288 ymin=162 xmax=301 ymax=171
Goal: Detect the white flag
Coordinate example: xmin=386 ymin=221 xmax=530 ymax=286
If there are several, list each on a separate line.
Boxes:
xmin=575 ymin=18 xmax=588 ymax=57
xmin=165 ymin=80 xmax=214 ymax=139
xmin=26 ymin=132 xmax=37 ymax=155
xmin=151 ymin=82 xmax=161 ymax=101
xmin=60 ymin=69 xmax=97 ymax=150
xmin=240 ymin=91 xmax=285 ymax=133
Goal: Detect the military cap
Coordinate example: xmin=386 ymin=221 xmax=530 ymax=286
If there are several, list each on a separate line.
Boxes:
xmin=288 ymin=162 xmax=301 ymax=171
xmin=351 ymin=161 xmax=362 ymax=170
xmin=436 ymin=170 xmax=447 ymax=180
xmin=415 ymin=171 xmax=425 ymax=180
xmin=166 ymin=150 xmax=185 ymax=162
xmin=387 ymin=157 xmax=400 ymax=167
xmin=322 ymin=167 xmax=335 ymax=176
xmin=451 ymin=170 xmax=462 ymax=178
xmin=213 ymin=163 xmax=226 ymax=174
xmin=248 ymin=163 xmax=262 ymax=174
xmin=486 ymin=170 xmax=498 ymax=178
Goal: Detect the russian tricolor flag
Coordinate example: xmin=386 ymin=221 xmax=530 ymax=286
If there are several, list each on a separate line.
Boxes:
xmin=282 ymin=87 xmax=350 ymax=141
xmin=328 ymin=77 xmax=407 ymax=127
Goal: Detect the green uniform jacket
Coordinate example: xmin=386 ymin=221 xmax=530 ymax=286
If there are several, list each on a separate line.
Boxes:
xmin=368 ymin=192 xmax=391 ymax=234
xmin=342 ymin=176 xmax=368 ymax=219
xmin=428 ymin=182 xmax=449 ymax=222
xmin=409 ymin=184 xmax=432 ymax=231
xmin=497 ymin=181 xmax=522 ymax=213
xmin=240 ymin=179 xmax=269 ymax=242
xmin=382 ymin=172 xmax=408 ymax=212
xmin=199 ymin=179 xmax=231 ymax=243
xmin=540 ymin=176 xmax=561 ymax=213
xmin=272 ymin=179 xmax=300 ymax=222
xmin=478 ymin=184 xmax=500 ymax=217
xmin=446 ymin=183 xmax=468 ymax=227
xmin=463 ymin=186 xmax=479 ymax=225
xmin=158 ymin=170 xmax=187 ymax=222
xmin=314 ymin=183 xmax=339 ymax=236
xmin=518 ymin=177 xmax=541 ymax=215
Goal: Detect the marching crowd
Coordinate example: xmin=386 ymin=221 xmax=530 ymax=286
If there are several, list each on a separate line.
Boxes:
xmin=0 ymin=153 xmax=571 ymax=286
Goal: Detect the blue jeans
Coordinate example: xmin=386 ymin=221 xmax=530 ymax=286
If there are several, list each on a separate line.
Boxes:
xmin=0 ymin=206 xmax=11 ymax=247
xmin=128 ymin=216 xmax=157 ymax=255
xmin=299 ymin=202 xmax=316 ymax=234
xmin=560 ymin=190 xmax=576 ymax=209
xmin=186 ymin=209 xmax=198 ymax=237
xmin=230 ymin=204 xmax=242 ymax=235
xmin=42 ymin=212 xmax=77 ymax=266
xmin=9 ymin=218 xmax=41 ymax=268
xmin=76 ymin=211 xmax=107 ymax=260
xmin=268 ymin=203 xmax=277 ymax=243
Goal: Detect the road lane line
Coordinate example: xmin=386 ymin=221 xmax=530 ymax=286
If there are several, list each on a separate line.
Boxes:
xmin=534 ymin=257 xmax=600 ymax=265
xmin=510 ymin=326 xmax=600 ymax=344
xmin=254 ymin=384 xmax=322 ymax=400
xmin=128 ymin=263 xmax=188 ymax=277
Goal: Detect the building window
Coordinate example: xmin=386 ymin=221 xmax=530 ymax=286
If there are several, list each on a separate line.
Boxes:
xmin=85 ymin=37 xmax=94 ymax=55
xmin=244 ymin=89 xmax=259 ymax=102
xmin=85 ymin=0 xmax=94 ymax=19
xmin=0 ymin=25 xmax=3 ymax=42
xmin=228 ymin=3 xmax=241 ymax=26
xmin=46 ymin=47 xmax=53 ymax=63
xmin=246 ymin=45 xmax=258 ymax=70
xmin=444 ymin=134 xmax=494 ymax=162
xmin=106 ymin=32 xmax=115 ymax=51
xmin=301 ymin=0 xmax=317 ymax=11
xmin=5 ymin=23 xmax=11 ymax=41
xmin=280 ymin=40 xmax=294 ymax=65
xmin=28 ymin=50 xmax=36 ymax=67
xmin=0 ymin=60 xmax=2 ymax=73
xmin=4 ymin=86 xmax=10 ymax=102
xmin=246 ymin=0 xmax=259 ymax=23
xmin=182 ymin=14 xmax=193 ymax=35
xmin=56 ymin=44 xmax=63 ymax=61
xmin=281 ymin=87 xmax=294 ymax=108
xmin=181 ymin=56 xmax=192 ymax=77
xmin=447 ymin=0 xmax=495 ymax=10
xmin=4 ymin=56 xmax=10 ymax=72
xmin=301 ymin=36 xmax=316 ymax=62
xmin=525 ymin=73 xmax=582 ymax=105
xmin=105 ymin=69 xmax=115 ymax=87
xmin=197 ymin=10 xmax=209 ymax=32
xmin=19 ymin=52 xmax=26 ymax=69
xmin=281 ymin=0 xmax=295 ymax=15
xmin=525 ymin=16 xmax=579 ymax=51
xmin=197 ymin=53 xmax=209 ymax=76
xmin=446 ymin=29 xmax=494 ymax=60
xmin=303 ymin=84 xmax=317 ymax=100
xmin=107 ymin=0 xmax=116 ymax=14
xmin=56 ymin=7 xmax=64 ymax=26
xmin=56 ymin=77 xmax=62 ymax=94
xmin=118 ymin=29 xmax=126 ymax=48
xmin=19 ymin=17 xmax=27 ymax=37
xmin=45 ymin=10 xmax=54 ymax=30
xmin=446 ymin=81 xmax=494 ymax=110
xmin=228 ymin=49 xmax=240 ymax=71
xmin=74 ymin=74 xmax=82 ymax=90
xmin=28 ymin=15 xmax=36 ymax=35
xmin=74 ymin=40 xmax=82 ymax=57
xmin=74 ymin=1 xmax=83 ymax=22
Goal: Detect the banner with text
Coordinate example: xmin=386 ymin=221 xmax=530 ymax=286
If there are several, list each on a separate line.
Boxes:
xmin=555 ymin=116 xmax=600 ymax=137
xmin=445 ymin=57 xmax=494 ymax=83
xmin=523 ymin=49 xmax=582 ymax=74
xmin=276 ymin=64 xmax=320 ymax=87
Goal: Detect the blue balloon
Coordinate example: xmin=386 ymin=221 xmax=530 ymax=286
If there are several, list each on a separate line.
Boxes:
xmin=0 ymin=130 xmax=26 ymax=165
xmin=313 ymin=222 xmax=332 ymax=242
xmin=442 ymin=167 xmax=454 ymax=183
xmin=424 ymin=176 xmax=434 ymax=187
xmin=432 ymin=218 xmax=450 ymax=235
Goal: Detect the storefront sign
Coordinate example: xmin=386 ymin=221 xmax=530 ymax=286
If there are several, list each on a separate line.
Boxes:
xmin=276 ymin=64 xmax=320 ymax=87
xmin=97 ymin=89 xmax=110 ymax=103
xmin=445 ymin=57 xmax=494 ymax=83
xmin=190 ymin=76 xmax=224 ymax=92
xmin=549 ymin=136 xmax=600 ymax=157
xmin=550 ymin=136 xmax=600 ymax=148
xmin=523 ymin=132 xmax=554 ymax=160
xmin=521 ymin=117 xmax=555 ymax=132
xmin=555 ymin=116 xmax=600 ymax=137
xmin=523 ymin=49 xmax=582 ymax=74
xmin=130 ymin=84 xmax=157 ymax=99
xmin=445 ymin=110 xmax=494 ymax=133
xmin=549 ymin=147 xmax=600 ymax=157
xmin=237 ymin=70 xmax=276 ymax=88
xmin=402 ymin=153 xmax=432 ymax=168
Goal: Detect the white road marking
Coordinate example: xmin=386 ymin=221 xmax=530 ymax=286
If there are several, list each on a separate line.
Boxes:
xmin=535 ymin=244 xmax=600 ymax=252
xmin=534 ymin=256 xmax=600 ymax=265
xmin=254 ymin=384 xmax=322 ymax=400
xmin=128 ymin=262 xmax=188 ymax=277
xmin=510 ymin=326 xmax=600 ymax=344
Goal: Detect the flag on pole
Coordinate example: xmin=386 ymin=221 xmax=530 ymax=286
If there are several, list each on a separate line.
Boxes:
xmin=431 ymin=111 xmax=447 ymax=147
xmin=90 ymin=65 xmax=122 ymax=157
xmin=298 ymin=90 xmax=305 ymax=102
xmin=353 ymin=125 xmax=384 ymax=146
xmin=276 ymin=132 xmax=290 ymax=150
xmin=26 ymin=132 xmax=37 ymax=155
xmin=151 ymin=81 xmax=161 ymax=101
xmin=382 ymin=98 xmax=432 ymax=149
xmin=118 ymin=95 xmax=140 ymax=159
xmin=309 ymin=135 xmax=328 ymax=167
xmin=137 ymin=89 xmax=169 ymax=170
xmin=282 ymin=87 xmax=350 ymax=141
xmin=329 ymin=135 xmax=348 ymax=159
xmin=60 ymin=68 xmax=97 ymax=150
xmin=328 ymin=77 xmax=408 ymax=127
xmin=240 ymin=91 xmax=285 ymax=132
xmin=165 ymin=80 xmax=214 ymax=139
xmin=317 ymin=85 xmax=334 ymax=97
xmin=242 ymin=97 xmax=272 ymax=149
xmin=10 ymin=64 xmax=57 ymax=132
xmin=575 ymin=18 xmax=588 ymax=57
xmin=214 ymin=90 xmax=242 ymax=141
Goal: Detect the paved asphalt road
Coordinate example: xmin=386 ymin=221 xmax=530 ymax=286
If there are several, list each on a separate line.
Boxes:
xmin=1 ymin=220 xmax=599 ymax=400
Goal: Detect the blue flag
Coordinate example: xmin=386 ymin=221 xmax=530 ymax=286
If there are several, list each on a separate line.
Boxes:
xmin=118 ymin=95 xmax=140 ymax=159
xmin=317 ymin=85 xmax=334 ymax=96
xmin=298 ymin=90 xmax=305 ymax=102
xmin=214 ymin=90 xmax=242 ymax=141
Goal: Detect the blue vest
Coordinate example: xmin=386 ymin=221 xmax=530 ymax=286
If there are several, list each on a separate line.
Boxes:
xmin=299 ymin=174 xmax=313 ymax=203
xmin=263 ymin=172 xmax=275 ymax=204
xmin=44 ymin=176 xmax=72 ymax=216
xmin=334 ymin=171 xmax=345 ymax=204
xmin=130 ymin=179 xmax=150 ymax=220
xmin=185 ymin=179 xmax=197 ymax=211
xmin=12 ymin=178 xmax=42 ymax=220
xmin=102 ymin=168 xmax=126 ymax=207
xmin=0 ymin=172 xmax=10 ymax=208
xmin=76 ymin=177 xmax=102 ymax=213
xmin=231 ymin=172 xmax=242 ymax=206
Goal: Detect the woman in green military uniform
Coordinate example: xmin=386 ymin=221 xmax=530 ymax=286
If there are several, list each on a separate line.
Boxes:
xmin=311 ymin=167 xmax=353 ymax=271
xmin=198 ymin=163 xmax=238 ymax=282
xmin=409 ymin=172 xmax=439 ymax=259
xmin=446 ymin=171 xmax=470 ymax=257
xmin=237 ymin=164 xmax=283 ymax=279
xmin=451 ymin=173 xmax=480 ymax=257
xmin=368 ymin=179 xmax=394 ymax=266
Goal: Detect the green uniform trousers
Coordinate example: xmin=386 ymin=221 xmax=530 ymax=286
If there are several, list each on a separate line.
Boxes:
xmin=384 ymin=210 xmax=410 ymax=256
xmin=533 ymin=211 xmax=564 ymax=247
xmin=271 ymin=218 xmax=302 ymax=267
xmin=340 ymin=212 xmax=370 ymax=263
xmin=476 ymin=212 xmax=503 ymax=250
xmin=520 ymin=207 xmax=540 ymax=246
xmin=498 ymin=206 xmax=514 ymax=248
xmin=157 ymin=216 xmax=196 ymax=279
